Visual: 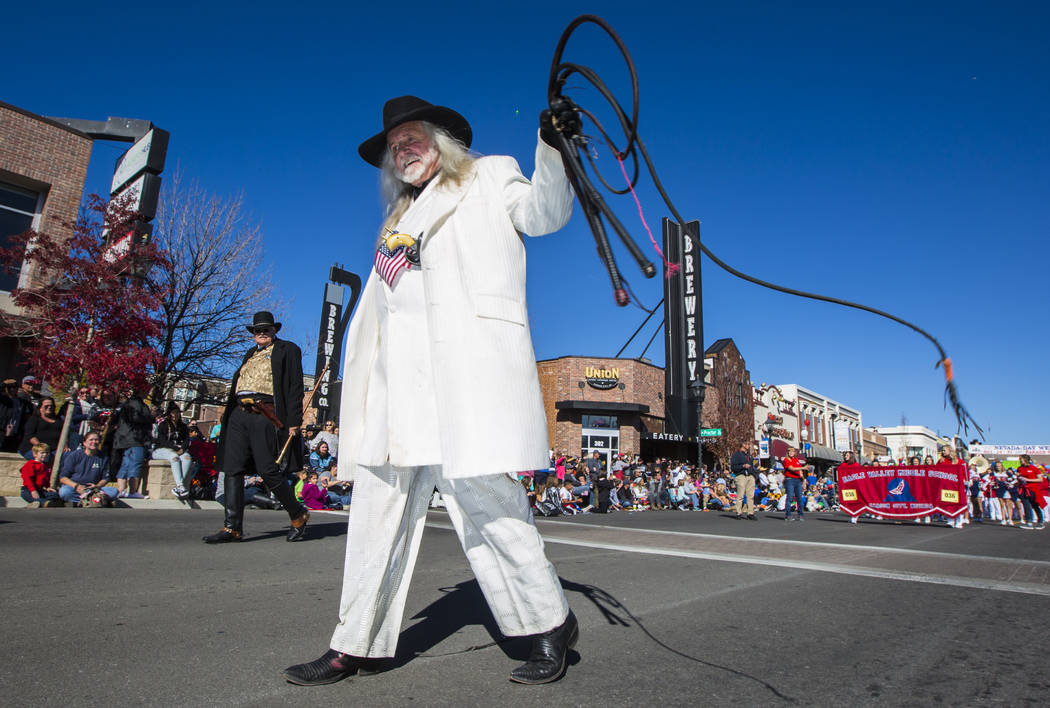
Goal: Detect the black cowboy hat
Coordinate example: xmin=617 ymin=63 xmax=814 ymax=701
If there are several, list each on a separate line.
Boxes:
xmin=246 ymin=311 xmax=282 ymax=334
xmin=358 ymin=95 xmax=472 ymax=168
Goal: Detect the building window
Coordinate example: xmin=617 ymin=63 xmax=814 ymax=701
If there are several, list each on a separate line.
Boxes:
xmin=0 ymin=181 xmax=41 ymax=292
xmin=582 ymin=414 xmax=617 ymax=430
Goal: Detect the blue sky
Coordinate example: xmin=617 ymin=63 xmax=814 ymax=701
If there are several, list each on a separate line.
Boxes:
xmin=7 ymin=1 xmax=1048 ymax=443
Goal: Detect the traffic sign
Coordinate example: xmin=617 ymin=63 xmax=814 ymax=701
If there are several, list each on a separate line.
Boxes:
xmin=699 ymin=428 xmax=722 ymax=437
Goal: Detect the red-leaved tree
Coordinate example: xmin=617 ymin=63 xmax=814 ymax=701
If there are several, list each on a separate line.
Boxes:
xmin=0 ymin=195 xmax=168 ymax=395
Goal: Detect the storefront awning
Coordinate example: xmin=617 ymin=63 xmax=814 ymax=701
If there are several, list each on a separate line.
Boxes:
xmin=554 ymin=400 xmax=650 ymax=413
xmin=805 ymin=443 xmax=844 ymax=462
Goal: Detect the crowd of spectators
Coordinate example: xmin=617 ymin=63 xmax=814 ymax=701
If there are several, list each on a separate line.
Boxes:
xmin=6 ymin=369 xmax=355 ymax=511
xmin=6 ymin=373 xmax=311 ymax=508
xmin=12 ymin=378 xmax=1044 ymax=533
xmin=525 ymin=450 xmax=840 ymax=518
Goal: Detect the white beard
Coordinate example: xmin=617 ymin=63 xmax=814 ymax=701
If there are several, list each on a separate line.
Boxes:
xmin=397 ymin=146 xmax=438 ymax=185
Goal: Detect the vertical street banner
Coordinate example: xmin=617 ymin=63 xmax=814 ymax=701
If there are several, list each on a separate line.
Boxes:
xmin=837 ymin=463 xmax=968 ymax=519
xmin=662 ymin=218 xmax=702 ymax=436
xmin=314 ymin=282 xmax=344 ymax=422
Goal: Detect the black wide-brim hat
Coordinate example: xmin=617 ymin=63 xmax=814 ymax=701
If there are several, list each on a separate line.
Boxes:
xmin=358 ymin=95 xmax=472 ymax=168
xmin=246 ymin=311 xmax=282 ymax=333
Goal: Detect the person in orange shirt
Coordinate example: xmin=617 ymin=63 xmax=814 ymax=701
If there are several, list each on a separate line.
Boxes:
xmin=782 ymin=446 xmax=807 ymax=521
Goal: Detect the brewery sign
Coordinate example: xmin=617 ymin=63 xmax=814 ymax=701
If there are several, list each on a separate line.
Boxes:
xmin=585 ymin=365 xmax=620 ymax=390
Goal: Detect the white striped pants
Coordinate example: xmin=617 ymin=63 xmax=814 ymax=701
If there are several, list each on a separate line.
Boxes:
xmin=329 ymin=464 xmax=569 ymax=657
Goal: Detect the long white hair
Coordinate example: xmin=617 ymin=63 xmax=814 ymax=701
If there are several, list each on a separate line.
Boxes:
xmin=379 ymin=121 xmax=476 ymax=234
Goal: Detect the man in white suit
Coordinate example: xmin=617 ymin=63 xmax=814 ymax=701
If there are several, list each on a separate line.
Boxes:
xmin=283 ymin=96 xmax=578 ymax=687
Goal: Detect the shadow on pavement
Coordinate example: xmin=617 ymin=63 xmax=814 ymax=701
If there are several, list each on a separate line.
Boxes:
xmin=561 ymin=579 xmax=797 ymax=703
xmin=242 ymin=520 xmax=347 ymax=542
xmin=385 ymin=575 xmax=792 ymax=701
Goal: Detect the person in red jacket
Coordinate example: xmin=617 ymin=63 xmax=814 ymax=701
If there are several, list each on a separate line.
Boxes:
xmin=20 ymin=442 xmax=59 ymax=507
xmin=1016 ymin=455 xmax=1046 ymax=530
xmin=782 ymin=447 xmax=807 ymax=521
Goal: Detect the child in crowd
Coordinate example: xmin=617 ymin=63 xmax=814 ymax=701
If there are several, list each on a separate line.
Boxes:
xmin=294 ymin=468 xmax=309 ymax=502
xmin=301 ymin=471 xmax=331 ymax=510
xmin=20 ymin=443 xmax=60 ymax=507
xmin=559 ymin=479 xmax=588 ymax=514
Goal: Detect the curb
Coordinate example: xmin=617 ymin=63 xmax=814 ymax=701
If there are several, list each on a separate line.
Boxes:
xmin=0 ymin=496 xmax=224 ymax=510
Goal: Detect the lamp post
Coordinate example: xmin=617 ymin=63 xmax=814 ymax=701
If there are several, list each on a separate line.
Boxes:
xmin=764 ymin=416 xmax=776 ymax=471
xmin=689 ymin=379 xmax=706 ymax=472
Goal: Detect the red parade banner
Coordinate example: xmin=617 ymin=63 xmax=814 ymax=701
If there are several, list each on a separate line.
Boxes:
xmin=837 ymin=462 xmax=968 ymax=519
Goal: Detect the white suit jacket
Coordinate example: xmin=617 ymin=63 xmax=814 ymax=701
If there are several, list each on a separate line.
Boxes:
xmin=337 ymin=136 xmax=574 ymax=480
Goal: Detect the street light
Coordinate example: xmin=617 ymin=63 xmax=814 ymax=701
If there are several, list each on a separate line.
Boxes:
xmin=689 ymin=379 xmax=706 ymax=472
xmin=763 ymin=415 xmax=776 ymax=470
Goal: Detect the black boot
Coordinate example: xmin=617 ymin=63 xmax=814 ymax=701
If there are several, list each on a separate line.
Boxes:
xmin=287 ymin=509 xmax=310 ymax=542
xmin=282 ymin=649 xmax=385 ymax=686
xmin=223 ymin=473 xmax=245 ymax=533
xmin=202 ymin=527 xmax=242 ymax=543
xmin=509 ymin=611 xmax=578 ymax=684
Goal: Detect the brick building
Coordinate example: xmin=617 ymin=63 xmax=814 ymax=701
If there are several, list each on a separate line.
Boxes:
xmin=537 ymin=356 xmax=667 ymax=466
xmin=699 ymin=339 xmax=754 ymax=469
xmin=0 ymin=101 xmax=93 ymax=373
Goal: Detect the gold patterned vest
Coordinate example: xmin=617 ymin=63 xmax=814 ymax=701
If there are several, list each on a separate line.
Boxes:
xmin=237 ymin=346 xmax=274 ymax=395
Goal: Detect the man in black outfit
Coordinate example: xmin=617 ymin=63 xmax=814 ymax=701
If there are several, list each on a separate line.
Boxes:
xmin=203 ymin=311 xmax=310 ymax=543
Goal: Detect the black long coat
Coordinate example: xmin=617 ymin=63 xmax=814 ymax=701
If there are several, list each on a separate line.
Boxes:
xmin=216 ymin=337 xmax=304 ymax=473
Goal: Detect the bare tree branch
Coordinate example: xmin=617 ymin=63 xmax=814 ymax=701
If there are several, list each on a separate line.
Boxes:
xmin=149 ymin=172 xmax=280 ymax=396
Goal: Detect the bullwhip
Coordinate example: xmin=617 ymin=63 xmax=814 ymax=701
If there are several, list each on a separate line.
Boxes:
xmin=542 ymin=14 xmax=982 ymax=438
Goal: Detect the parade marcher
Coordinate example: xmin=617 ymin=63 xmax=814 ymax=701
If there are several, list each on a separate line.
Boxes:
xmin=204 ymin=311 xmax=309 ymax=543
xmin=283 ymin=96 xmax=577 ymax=687
xmin=730 ymin=443 xmax=758 ymax=520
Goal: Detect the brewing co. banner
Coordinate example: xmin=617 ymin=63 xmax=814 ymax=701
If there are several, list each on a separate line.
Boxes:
xmin=837 ymin=463 xmax=968 ymax=519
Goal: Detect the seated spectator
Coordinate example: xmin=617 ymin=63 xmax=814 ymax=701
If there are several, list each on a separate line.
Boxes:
xmin=186 ymin=431 xmax=218 ymax=499
xmin=19 ymin=396 xmax=63 ymax=463
xmin=309 ymin=441 xmax=336 ymax=472
xmin=294 ymin=468 xmax=309 ymax=502
xmin=21 ymin=442 xmax=60 ymax=507
xmin=320 ymin=468 xmax=352 ymax=508
xmin=711 ymin=480 xmax=731 ymax=509
xmin=570 ymin=473 xmax=591 ymax=508
xmin=153 ymin=401 xmax=195 ymax=500
xmin=310 ymin=420 xmax=339 ymax=454
xmin=630 ymin=479 xmax=649 ymax=509
xmin=609 ymin=478 xmax=629 ymax=511
xmin=668 ymin=481 xmax=685 ymax=509
xmin=699 ymin=475 xmax=713 ymax=511
xmin=57 ymin=432 xmax=117 ymax=506
xmin=558 ymin=480 xmax=585 ymax=514
xmin=244 ymin=474 xmax=282 ymax=510
xmin=301 ymin=471 xmax=332 ymax=510
xmin=682 ymin=475 xmax=703 ymax=510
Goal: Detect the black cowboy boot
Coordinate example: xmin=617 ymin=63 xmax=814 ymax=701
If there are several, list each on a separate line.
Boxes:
xmin=282 ymin=649 xmax=386 ymax=686
xmin=203 ymin=475 xmax=244 ymax=543
xmin=287 ymin=509 xmax=310 ymax=542
xmin=509 ymin=611 xmax=578 ymax=684
xmin=202 ymin=527 xmax=242 ymax=543
xmin=267 ymin=478 xmax=309 ymax=541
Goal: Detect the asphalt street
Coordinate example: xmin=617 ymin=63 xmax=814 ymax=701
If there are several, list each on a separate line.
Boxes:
xmin=3 ymin=505 xmax=1048 ymax=707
